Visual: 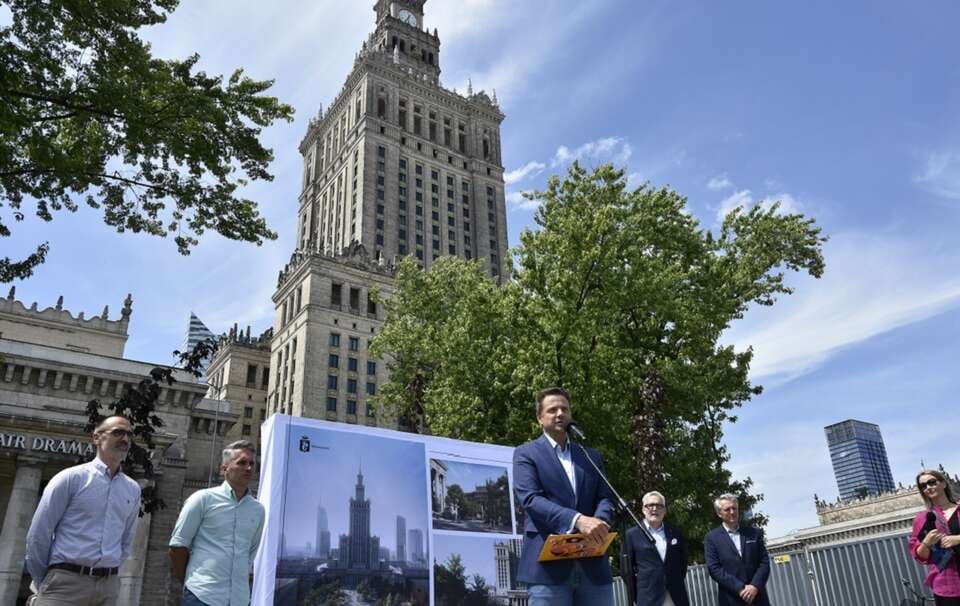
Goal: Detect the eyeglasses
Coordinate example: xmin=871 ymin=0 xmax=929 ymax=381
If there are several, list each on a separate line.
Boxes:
xmin=920 ymin=479 xmax=940 ymax=489
xmin=102 ymin=428 xmax=134 ymax=438
xmin=643 ymin=503 xmax=665 ymax=510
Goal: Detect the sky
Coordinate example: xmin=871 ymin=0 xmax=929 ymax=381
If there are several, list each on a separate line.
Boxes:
xmin=3 ymin=1 xmax=960 ymax=537
xmin=435 ymin=459 xmax=509 ymax=492
xmin=280 ymin=427 xmax=429 ymax=554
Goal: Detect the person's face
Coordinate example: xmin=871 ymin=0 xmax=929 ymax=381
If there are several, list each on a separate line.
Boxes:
xmin=221 ymin=448 xmax=256 ymax=489
xmin=919 ymin=474 xmax=945 ymax=501
xmin=537 ymin=395 xmax=571 ymax=436
xmin=93 ymin=417 xmax=133 ymax=461
xmin=717 ymin=499 xmax=739 ymax=527
xmin=642 ymin=496 xmax=666 ymax=527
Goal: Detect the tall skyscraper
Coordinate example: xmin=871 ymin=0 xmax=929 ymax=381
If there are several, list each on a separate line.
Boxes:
xmin=824 ymin=419 xmax=896 ymax=501
xmin=182 ymin=312 xmax=216 ymax=376
xmin=316 ymin=500 xmax=331 ymax=558
xmin=267 ymin=0 xmax=508 ymax=422
xmin=396 ymin=515 xmax=407 ymax=562
xmin=407 ymin=528 xmax=425 ymax=564
xmin=347 ymin=466 xmax=374 ymax=568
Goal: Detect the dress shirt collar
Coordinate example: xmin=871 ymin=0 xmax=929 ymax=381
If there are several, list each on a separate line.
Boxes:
xmin=723 ymin=522 xmax=740 ymax=534
xmin=219 ymin=480 xmax=250 ymax=502
xmin=644 ymin=520 xmax=667 ymax=535
xmin=91 ymin=455 xmax=123 ymax=478
xmin=543 ymin=432 xmax=569 ymax=453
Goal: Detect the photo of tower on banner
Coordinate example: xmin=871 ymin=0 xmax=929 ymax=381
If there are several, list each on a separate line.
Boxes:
xmin=254 ymin=415 xmax=526 ymax=605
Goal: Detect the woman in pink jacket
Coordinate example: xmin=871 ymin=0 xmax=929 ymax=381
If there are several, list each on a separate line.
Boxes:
xmin=909 ymin=469 xmax=960 ymax=605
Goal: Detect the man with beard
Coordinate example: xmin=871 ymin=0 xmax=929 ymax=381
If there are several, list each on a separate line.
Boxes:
xmin=26 ymin=416 xmax=142 ymax=605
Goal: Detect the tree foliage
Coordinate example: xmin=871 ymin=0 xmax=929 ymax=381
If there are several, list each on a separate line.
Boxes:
xmin=372 ymin=163 xmax=826 ymax=559
xmin=0 ymin=0 xmax=294 ymax=282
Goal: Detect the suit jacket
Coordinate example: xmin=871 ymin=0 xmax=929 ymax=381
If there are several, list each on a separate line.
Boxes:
xmin=624 ymin=523 xmax=690 ymax=606
xmin=512 ymin=434 xmax=616 ymax=585
xmin=703 ymin=526 xmax=771 ymax=606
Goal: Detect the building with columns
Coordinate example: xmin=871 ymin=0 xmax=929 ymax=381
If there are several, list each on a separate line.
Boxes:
xmin=0 ymin=288 xmax=239 ymax=605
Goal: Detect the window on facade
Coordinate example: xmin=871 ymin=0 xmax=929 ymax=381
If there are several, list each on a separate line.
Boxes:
xmin=347 ymin=379 xmax=358 ymax=394
xmin=367 ymin=296 xmax=377 ymax=315
xmin=327 ymin=398 xmax=337 ymax=412
xmin=347 ymin=400 xmax=357 ymax=415
xmin=377 ymin=98 xmax=386 ymax=119
xmin=367 ymin=361 xmax=377 ymax=375
xmin=329 ymin=333 xmax=341 ymax=347
xmin=242 ymin=424 xmax=251 ymax=436
xmin=331 ymin=283 xmax=342 ymax=306
xmin=329 ymin=354 xmax=339 ymax=368
xmin=413 ymin=116 xmax=421 ymax=135
xmin=261 ymin=367 xmax=269 ymax=389
xmin=348 ymin=358 xmax=359 ymax=372
xmin=246 ymin=364 xmax=257 ymax=385
xmin=366 ymin=382 xmax=377 ymax=395
xmin=327 ymin=375 xmax=338 ymax=390
xmin=349 ymin=336 xmax=360 ymax=351
xmin=349 ymin=287 xmax=360 ymax=310
xmin=244 ymin=406 xmax=253 ymax=418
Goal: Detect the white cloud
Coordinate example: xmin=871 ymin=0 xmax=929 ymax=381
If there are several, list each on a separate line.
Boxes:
xmin=914 ymin=151 xmax=960 ymax=200
xmin=506 ymin=191 xmax=539 ymax=211
xmin=724 ymin=231 xmax=960 ymax=383
xmin=552 ymin=137 xmax=633 ymax=168
xmin=504 ymin=161 xmax=546 ymax=186
xmin=716 ymin=189 xmax=802 ymax=223
xmin=707 ymin=174 xmax=733 ymax=191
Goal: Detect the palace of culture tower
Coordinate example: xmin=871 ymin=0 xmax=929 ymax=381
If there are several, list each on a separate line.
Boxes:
xmin=205 ymin=0 xmax=509 ymax=439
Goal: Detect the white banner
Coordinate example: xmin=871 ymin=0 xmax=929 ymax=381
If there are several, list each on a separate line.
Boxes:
xmin=253 ymin=415 xmax=524 ymax=606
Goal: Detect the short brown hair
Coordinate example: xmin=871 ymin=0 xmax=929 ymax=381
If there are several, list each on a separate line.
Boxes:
xmin=916 ymin=469 xmax=957 ymax=508
xmin=535 ymin=387 xmax=570 ymax=417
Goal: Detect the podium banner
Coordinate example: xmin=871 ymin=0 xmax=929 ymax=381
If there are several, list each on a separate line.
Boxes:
xmin=254 ymin=415 xmax=523 ymax=605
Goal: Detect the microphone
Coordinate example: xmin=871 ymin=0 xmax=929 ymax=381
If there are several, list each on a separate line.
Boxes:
xmin=566 ymin=422 xmax=587 ymax=442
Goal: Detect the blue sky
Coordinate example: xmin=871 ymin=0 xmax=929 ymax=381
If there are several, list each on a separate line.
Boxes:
xmin=280 ymin=427 xmax=429 ymax=554
xmin=434 ymin=459 xmax=509 ymax=492
xmin=433 ymin=534 xmax=504 ymax=590
xmin=3 ymin=1 xmax=959 ymax=537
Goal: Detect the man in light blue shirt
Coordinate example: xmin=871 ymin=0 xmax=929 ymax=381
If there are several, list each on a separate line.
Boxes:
xmin=26 ymin=416 xmax=141 ymax=606
xmin=169 ymin=440 xmax=265 ymax=606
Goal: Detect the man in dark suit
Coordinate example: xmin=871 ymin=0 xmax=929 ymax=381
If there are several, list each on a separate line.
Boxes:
xmin=703 ymin=494 xmax=771 ymax=606
xmin=624 ymin=491 xmax=689 ymax=606
xmin=513 ymin=387 xmax=617 ymax=606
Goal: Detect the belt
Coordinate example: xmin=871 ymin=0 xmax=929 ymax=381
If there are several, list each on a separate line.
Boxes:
xmin=48 ymin=563 xmax=119 ymax=577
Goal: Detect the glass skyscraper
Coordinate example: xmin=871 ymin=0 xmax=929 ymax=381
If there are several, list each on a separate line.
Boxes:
xmin=824 ymin=419 xmax=896 ymax=501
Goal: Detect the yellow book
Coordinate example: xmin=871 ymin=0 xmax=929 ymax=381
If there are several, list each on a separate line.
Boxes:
xmin=537 ymin=532 xmax=618 ymax=562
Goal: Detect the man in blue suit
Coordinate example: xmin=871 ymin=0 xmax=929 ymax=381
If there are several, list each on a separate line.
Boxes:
xmin=624 ymin=491 xmax=690 ymax=606
xmin=703 ymin=494 xmax=771 ymax=606
xmin=513 ymin=387 xmax=617 ymax=606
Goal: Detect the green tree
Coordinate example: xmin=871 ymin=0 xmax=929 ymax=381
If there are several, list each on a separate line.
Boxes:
xmin=445 ymin=483 xmax=467 ymax=520
xmin=303 ymin=577 xmax=348 ymax=606
xmin=434 ymin=553 xmax=468 ymax=606
xmin=0 ymin=0 xmax=294 ymax=282
xmin=373 ymin=163 xmax=825 ymax=558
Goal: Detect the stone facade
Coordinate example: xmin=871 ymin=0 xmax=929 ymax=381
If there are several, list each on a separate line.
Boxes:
xmin=767 ymin=476 xmax=960 ymax=554
xmin=265 ymin=0 xmax=509 ymax=427
xmin=0 ymin=290 xmax=238 ymax=605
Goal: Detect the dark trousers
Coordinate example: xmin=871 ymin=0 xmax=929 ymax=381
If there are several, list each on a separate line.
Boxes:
xmin=935 ymin=596 xmax=960 ymax=606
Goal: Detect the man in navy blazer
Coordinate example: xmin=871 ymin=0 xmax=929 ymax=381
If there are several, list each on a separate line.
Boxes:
xmin=513 ymin=387 xmax=617 ymax=606
xmin=624 ymin=491 xmax=689 ymax=606
xmin=703 ymin=494 xmax=771 ymax=606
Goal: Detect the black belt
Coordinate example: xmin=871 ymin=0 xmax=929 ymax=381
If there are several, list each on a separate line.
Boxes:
xmin=48 ymin=563 xmax=119 ymax=577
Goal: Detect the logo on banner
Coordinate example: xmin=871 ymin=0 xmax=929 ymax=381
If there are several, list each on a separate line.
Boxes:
xmin=299 ymin=436 xmax=311 ymax=452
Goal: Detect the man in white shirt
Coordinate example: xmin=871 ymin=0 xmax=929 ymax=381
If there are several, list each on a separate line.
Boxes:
xmin=26 ymin=416 xmax=141 ymax=606
xmin=625 ymin=491 xmax=690 ymax=606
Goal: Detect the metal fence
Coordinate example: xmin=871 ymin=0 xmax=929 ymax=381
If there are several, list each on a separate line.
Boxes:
xmin=616 ymin=533 xmax=935 ymax=606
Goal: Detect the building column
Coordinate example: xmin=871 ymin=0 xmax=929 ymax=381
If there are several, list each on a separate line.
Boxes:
xmin=117 ymin=479 xmax=152 ymax=606
xmin=0 ymin=455 xmax=44 ymax=604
